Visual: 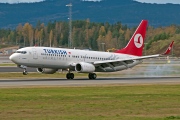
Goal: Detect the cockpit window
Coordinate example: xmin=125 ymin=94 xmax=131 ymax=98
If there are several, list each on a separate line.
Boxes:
xmin=16 ymin=51 xmax=21 ymax=53
xmin=16 ymin=51 xmax=27 ymax=54
xmin=22 ymin=51 xmax=27 ymax=54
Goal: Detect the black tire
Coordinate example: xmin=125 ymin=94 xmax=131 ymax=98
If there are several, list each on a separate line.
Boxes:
xmin=66 ymin=73 xmax=70 ymax=79
xmin=66 ymin=73 xmax=74 ymax=79
xmin=91 ymin=73 xmax=97 ymax=79
xmin=89 ymin=73 xmax=97 ymax=79
xmin=88 ymin=73 xmax=92 ymax=79
xmin=23 ymin=71 xmax=28 ymax=75
xmin=70 ymin=73 xmax=74 ymax=79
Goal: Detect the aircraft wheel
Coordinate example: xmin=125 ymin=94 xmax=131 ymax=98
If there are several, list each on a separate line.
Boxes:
xmin=92 ymin=73 xmax=97 ymax=79
xmin=70 ymin=73 xmax=74 ymax=79
xmin=66 ymin=73 xmax=70 ymax=79
xmin=88 ymin=73 xmax=92 ymax=79
xmin=23 ymin=70 xmax=28 ymax=75
xmin=88 ymin=73 xmax=97 ymax=79
xmin=66 ymin=73 xmax=74 ymax=79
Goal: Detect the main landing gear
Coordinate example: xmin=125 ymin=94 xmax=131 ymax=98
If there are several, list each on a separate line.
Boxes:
xmin=66 ymin=73 xmax=74 ymax=79
xmin=88 ymin=73 xmax=97 ymax=79
xmin=66 ymin=72 xmax=97 ymax=79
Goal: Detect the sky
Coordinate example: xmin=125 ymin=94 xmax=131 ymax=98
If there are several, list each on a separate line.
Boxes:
xmin=0 ymin=0 xmax=45 ymax=4
xmin=134 ymin=0 xmax=180 ymax=4
xmin=81 ymin=0 xmax=102 ymax=1
xmin=0 ymin=0 xmax=103 ymax=4
xmin=0 ymin=0 xmax=180 ymax=4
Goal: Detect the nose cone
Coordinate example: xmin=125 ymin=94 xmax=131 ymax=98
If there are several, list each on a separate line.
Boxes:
xmin=9 ymin=54 xmax=18 ymax=63
xmin=9 ymin=54 xmax=13 ymax=61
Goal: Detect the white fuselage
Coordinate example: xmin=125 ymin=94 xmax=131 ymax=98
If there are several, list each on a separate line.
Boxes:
xmin=10 ymin=47 xmax=142 ymax=72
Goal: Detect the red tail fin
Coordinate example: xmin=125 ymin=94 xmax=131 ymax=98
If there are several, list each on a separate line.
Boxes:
xmin=162 ymin=41 xmax=174 ymax=55
xmin=115 ymin=20 xmax=148 ymax=56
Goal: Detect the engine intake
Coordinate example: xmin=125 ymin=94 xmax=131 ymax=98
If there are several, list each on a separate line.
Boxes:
xmin=75 ymin=62 xmax=95 ymax=73
xmin=37 ymin=68 xmax=58 ymax=74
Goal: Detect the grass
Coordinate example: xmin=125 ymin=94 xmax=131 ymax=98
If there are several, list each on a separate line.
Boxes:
xmin=0 ymin=63 xmax=16 ymax=66
xmin=0 ymin=85 xmax=179 ymax=120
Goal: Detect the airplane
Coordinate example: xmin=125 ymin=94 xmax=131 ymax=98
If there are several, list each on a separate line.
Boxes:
xmin=9 ymin=20 xmax=174 ymax=79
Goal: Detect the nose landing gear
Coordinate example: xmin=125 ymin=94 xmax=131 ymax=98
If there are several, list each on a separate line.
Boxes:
xmin=18 ymin=65 xmax=28 ymax=75
xmin=23 ymin=69 xmax=28 ymax=75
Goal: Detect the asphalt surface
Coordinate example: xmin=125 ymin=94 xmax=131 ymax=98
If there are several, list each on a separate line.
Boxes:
xmin=0 ymin=77 xmax=180 ymax=87
xmin=0 ymin=56 xmax=11 ymax=63
xmin=0 ymin=56 xmax=180 ymax=87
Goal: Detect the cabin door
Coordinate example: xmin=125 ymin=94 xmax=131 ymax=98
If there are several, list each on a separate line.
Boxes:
xmin=32 ymin=48 xmax=38 ymax=59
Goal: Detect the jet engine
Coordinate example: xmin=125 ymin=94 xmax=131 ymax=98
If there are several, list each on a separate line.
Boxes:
xmin=37 ymin=68 xmax=58 ymax=74
xmin=75 ymin=62 xmax=95 ymax=73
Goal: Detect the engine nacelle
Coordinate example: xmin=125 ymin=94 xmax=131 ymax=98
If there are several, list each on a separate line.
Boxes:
xmin=75 ymin=62 xmax=95 ymax=73
xmin=37 ymin=68 xmax=58 ymax=74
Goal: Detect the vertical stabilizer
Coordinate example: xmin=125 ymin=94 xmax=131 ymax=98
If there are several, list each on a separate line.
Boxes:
xmin=115 ymin=20 xmax=148 ymax=56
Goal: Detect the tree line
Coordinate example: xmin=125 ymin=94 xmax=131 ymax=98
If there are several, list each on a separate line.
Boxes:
xmin=0 ymin=19 xmax=179 ymax=54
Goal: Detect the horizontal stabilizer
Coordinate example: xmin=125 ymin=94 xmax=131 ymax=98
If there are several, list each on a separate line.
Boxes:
xmin=162 ymin=41 xmax=174 ymax=55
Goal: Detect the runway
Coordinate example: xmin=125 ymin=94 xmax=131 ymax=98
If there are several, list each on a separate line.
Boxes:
xmin=0 ymin=77 xmax=180 ymax=87
xmin=0 ymin=57 xmax=180 ymax=87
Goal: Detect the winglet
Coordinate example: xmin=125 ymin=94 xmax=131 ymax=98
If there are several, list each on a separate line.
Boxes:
xmin=162 ymin=41 xmax=174 ymax=55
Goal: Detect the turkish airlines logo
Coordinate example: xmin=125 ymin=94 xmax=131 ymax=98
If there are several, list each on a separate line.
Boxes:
xmin=134 ymin=34 xmax=143 ymax=48
xmin=168 ymin=46 xmax=172 ymax=50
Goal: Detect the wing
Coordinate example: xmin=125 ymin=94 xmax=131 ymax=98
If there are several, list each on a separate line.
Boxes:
xmin=94 ymin=41 xmax=174 ymax=70
xmin=93 ymin=54 xmax=160 ymax=70
xmin=70 ymin=41 xmax=174 ymax=71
